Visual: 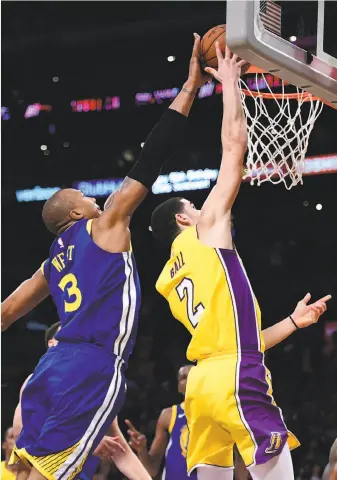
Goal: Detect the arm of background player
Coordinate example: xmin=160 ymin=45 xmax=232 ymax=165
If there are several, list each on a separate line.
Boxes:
xmin=104 ymin=418 xmax=152 ymax=480
xmin=197 ymin=45 xmax=247 ymax=248
xmin=125 ymin=408 xmax=171 ymax=477
xmin=322 ymin=439 xmax=337 ymax=480
xmin=13 ymin=374 xmax=33 ymax=440
xmin=1 ymin=268 xmax=50 ymax=331
xmin=97 ymin=34 xmax=209 ymax=227
xmin=262 ymin=293 xmax=331 ymax=350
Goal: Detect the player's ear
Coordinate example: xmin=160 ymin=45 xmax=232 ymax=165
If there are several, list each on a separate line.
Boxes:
xmin=69 ymin=209 xmax=84 ymax=221
xmin=175 ymin=212 xmax=190 ymax=226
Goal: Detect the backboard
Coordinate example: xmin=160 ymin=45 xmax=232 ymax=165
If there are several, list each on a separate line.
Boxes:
xmin=226 ymin=0 xmax=337 ymax=106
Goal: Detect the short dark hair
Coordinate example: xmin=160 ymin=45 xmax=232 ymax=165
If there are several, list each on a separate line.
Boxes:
xmin=151 ymin=197 xmax=184 ymax=247
xmin=42 ymin=189 xmax=75 ymax=235
xmin=45 ymin=321 xmax=61 ymax=348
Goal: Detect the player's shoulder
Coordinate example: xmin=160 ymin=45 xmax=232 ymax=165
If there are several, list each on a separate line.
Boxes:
xmin=158 ymin=405 xmax=175 ymax=430
xmin=173 ymin=226 xmax=197 ymax=249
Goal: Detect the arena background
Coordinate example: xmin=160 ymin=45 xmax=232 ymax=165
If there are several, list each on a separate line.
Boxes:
xmin=2 ymin=2 xmax=337 ymax=479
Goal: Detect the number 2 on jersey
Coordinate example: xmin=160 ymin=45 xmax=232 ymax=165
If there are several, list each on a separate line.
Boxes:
xmin=176 ymin=277 xmax=205 ymax=328
xmin=58 ymin=273 xmax=82 ymax=312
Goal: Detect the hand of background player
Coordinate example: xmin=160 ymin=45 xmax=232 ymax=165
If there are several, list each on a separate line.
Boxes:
xmin=204 ymin=44 xmax=246 ymax=84
xmin=93 ymin=435 xmax=126 ymax=459
xmin=187 ymin=33 xmax=212 ymax=89
xmin=125 ymin=419 xmax=147 ymax=453
xmin=291 ymin=293 xmax=332 ymax=328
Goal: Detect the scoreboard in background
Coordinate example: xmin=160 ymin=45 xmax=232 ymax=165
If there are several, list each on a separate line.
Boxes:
xmin=14 ymin=154 xmax=337 ymax=203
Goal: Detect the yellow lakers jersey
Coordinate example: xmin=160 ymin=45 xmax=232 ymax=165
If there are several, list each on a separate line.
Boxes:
xmin=156 ymin=226 xmax=264 ymax=361
xmin=1 ymin=461 xmax=16 ymax=480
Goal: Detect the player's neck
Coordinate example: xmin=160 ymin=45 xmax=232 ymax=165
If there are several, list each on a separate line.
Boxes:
xmin=57 ymin=221 xmax=76 ymax=236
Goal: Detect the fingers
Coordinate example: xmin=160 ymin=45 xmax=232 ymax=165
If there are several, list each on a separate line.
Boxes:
xmin=107 ymin=437 xmax=126 ymax=452
xmin=318 ymin=294 xmax=332 ymax=303
xmin=215 ymin=41 xmax=224 ymax=64
xmin=301 ymin=293 xmax=311 ymax=304
xmin=192 ymin=33 xmax=201 ymax=58
xmin=94 ymin=440 xmax=116 ymax=458
xmin=125 ymin=419 xmax=138 ymax=433
xmin=225 ymin=45 xmax=231 ymax=60
xmin=204 ymin=67 xmax=221 ymax=82
xmin=237 ymin=59 xmax=247 ymax=68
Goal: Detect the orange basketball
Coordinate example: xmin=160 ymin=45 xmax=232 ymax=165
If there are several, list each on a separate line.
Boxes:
xmin=200 ymin=24 xmax=250 ymax=75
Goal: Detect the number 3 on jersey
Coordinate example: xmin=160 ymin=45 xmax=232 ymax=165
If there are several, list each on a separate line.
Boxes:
xmin=58 ymin=273 xmax=82 ymax=312
xmin=176 ymin=277 xmax=205 ymax=328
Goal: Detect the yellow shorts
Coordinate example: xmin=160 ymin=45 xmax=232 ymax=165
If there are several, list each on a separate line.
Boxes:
xmin=184 ymin=354 xmax=300 ymax=474
xmin=10 ymin=443 xmax=83 ymax=480
xmin=10 ymin=444 xmax=99 ymax=480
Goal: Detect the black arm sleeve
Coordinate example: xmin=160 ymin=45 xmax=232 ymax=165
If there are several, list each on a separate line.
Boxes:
xmin=127 ymin=108 xmax=187 ymax=189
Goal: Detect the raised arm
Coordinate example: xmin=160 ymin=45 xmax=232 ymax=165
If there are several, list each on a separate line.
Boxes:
xmin=1 ymin=268 xmax=50 ymax=331
xmin=98 ymin=34 xmax=209 ymax=228
xmin=198 ymin=45 xmax=247 ymax=249
xmin=125 ymin=408 xmax=171 ymax=477
xmin=262 ymin=293 xmax=331 ymax=350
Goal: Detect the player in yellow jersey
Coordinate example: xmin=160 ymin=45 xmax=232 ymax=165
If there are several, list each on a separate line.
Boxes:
xmin=151 ymin=43 xmax=332 ymax=480
xmin=2 ymin=428 xmax=17 ymax=480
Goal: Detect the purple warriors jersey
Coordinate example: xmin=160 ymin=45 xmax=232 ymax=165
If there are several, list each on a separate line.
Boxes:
xmin=163 ymin=404 xmax=197 ymax=480
xmin=42 ymin=219 xmax=141 ymax=363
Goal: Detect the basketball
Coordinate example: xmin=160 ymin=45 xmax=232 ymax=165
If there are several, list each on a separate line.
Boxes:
xmin=200 ymin=24 xmax=251 ymax=75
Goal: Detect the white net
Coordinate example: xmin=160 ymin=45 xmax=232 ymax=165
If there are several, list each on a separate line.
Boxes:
xmin=239 ymin=74 xmax=324 ymax=190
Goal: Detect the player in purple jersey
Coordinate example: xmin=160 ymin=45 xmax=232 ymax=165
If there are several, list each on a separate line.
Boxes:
xmin=126 ymin=365 xmax=249 ymax=480
xmin=11 ymin=323 xmax=149 ymax=480
xmin=125 ymin=366 xmax=195 ymax=480
xmin=2 ymin=34 xmax=211 ymax=480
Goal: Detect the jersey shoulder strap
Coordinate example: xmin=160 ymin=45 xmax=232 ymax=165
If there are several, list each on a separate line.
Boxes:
xmin=168 ymin=404 xmax=178 ymax=434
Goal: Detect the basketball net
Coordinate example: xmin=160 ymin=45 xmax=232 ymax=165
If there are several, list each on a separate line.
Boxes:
xmin=239 ymin=70 xmax=326 ymax=190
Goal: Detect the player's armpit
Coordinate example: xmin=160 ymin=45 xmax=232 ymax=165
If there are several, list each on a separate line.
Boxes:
xmin=1 ymin=269 xmax=50 ymax=331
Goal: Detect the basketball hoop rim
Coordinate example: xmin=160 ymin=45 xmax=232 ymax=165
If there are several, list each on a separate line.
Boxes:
xmin=242 ymin=67 xmax=336 ymax=109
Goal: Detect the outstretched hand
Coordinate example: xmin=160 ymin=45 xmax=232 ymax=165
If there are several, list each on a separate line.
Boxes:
xmin=291 ymin=293 xmax=332 ymax=328
xmin=93 ymin=435 xmax=126 ymax=459
xmin=187 ymin=33 xmax=212 ymax=89
xmin=125 ymin=419 xmax=147 ymax=453
xmin=205 ymin=44 xmax=246 ymax=84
